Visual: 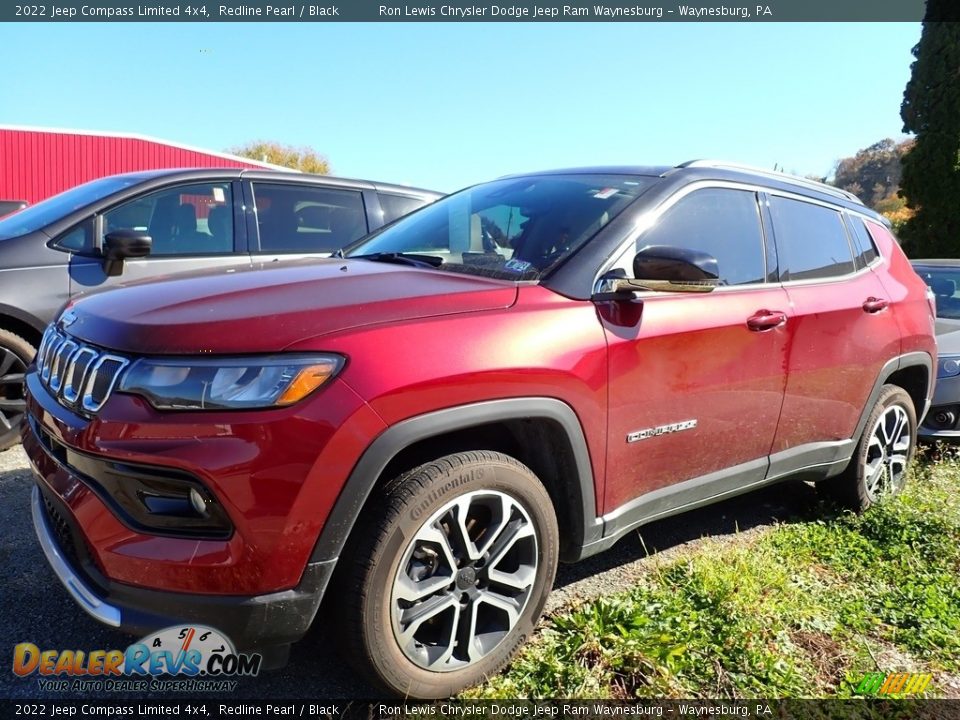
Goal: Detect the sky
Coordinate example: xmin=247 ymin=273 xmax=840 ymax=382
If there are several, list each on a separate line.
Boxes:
xmin=0 ymin=22 xmax=921 ymax=192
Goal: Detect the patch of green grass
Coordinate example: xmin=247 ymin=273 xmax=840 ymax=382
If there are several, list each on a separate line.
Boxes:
xmin=465 ymin=450 xmax=960 ymax=699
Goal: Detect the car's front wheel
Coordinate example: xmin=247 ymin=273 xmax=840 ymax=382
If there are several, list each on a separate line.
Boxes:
xmin=0 ymin=329 xmax=34 ymax=451
xmin=334 ymin=450 xmax=559 ymax=698
xmin=823 ymin=384 xmax=917 ymax=511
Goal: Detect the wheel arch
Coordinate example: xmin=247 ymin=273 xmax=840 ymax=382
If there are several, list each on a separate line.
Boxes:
xmin=310 ymin=398 xmax=602 ymax=565
xmin=0 ymin=306 xmax=45 ymax=349
xmin=853 ymin=352 xmax=933 ymax=444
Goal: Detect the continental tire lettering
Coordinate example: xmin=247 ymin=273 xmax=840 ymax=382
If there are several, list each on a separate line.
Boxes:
xmin=410 ymin=468 xmax=486 ymax=521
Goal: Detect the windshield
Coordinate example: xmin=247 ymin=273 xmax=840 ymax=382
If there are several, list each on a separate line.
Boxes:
xmin=0 ymin=175 xmax=142 ymax=240
xmin=345 ymin=174 xmax=654 ymax=280
xmin=915 ymin=266 xmax=960 ymax=320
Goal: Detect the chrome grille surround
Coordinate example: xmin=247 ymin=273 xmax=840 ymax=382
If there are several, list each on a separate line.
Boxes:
xmin=35 ymin=325 xmax=129 ymax=415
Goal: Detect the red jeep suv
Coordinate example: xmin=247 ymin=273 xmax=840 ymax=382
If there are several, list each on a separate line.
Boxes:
xmin=23 ymin=162 xmax=935 ymax=698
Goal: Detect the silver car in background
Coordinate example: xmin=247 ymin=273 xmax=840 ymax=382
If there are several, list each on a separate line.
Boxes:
xmin=913 ymin=259 xmax=960 ymax=440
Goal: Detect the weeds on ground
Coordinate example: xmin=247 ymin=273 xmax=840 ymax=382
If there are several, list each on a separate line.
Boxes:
xmin=464 ymin=447 xmax=960 ymax=699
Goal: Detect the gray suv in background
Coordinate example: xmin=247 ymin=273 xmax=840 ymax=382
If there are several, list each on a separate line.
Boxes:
xmin=0 ymin=168 xmax=441 ymax=449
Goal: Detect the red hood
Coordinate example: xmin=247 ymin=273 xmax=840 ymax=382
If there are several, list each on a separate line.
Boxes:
xmin=65 ymin=259 xmax=518 ymax=354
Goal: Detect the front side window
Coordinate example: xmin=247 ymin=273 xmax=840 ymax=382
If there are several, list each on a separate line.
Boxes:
xmin=769 ymin=196 xmax=854 ymax=281
xmin=613 ymin=188 xmax=766 ymax=286
xmin=346 ymin=174 xmax=654 ymax=280
xmin=0 ymin=175 xmax=141 ymax=241
xmin=102 ymin=183 xmax=234 ymax=256
xmin=53 ymin=218 xmax=94 ymax=253
xmin=252 ymin=183 xmax=367 ymax=254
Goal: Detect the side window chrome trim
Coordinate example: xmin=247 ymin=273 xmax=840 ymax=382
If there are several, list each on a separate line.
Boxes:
xmin=593 ymin=180 xmax=888 ymax=296
xmin=592 ymin=180 xmax=769 ymax=294
xmin=843 ymin=210 xmax=886 ymax=267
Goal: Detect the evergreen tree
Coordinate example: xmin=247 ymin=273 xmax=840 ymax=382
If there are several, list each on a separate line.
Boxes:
xmin=899 ymin=1 xmax=960 ymax=255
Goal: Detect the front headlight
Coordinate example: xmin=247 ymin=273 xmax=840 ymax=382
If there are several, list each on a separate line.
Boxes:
xmin=938 ymin=355 xmax=960 ymax=379
xmin=118 ymin=354 xmax=344 ymax=410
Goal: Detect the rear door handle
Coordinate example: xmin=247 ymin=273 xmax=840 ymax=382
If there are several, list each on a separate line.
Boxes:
xmin=862 ymin=297 xmax=889 ymax=314
xmin=747 ymin=310 xmax=787 ymax=331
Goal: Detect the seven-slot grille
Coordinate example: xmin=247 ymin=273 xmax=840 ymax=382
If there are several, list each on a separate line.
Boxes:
xmin=36 ymin=325 xmax=129 ymax=414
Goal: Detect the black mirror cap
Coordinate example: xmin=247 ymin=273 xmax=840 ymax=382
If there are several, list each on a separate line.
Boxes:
xmin=104 ymin=229 xmax=152 ymax=260
xmin=633 ymin=245 xmax=719 ymax=283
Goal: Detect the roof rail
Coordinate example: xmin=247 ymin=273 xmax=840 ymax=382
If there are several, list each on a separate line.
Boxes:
xmin=676 ymin=159 xmax=863 ymax=205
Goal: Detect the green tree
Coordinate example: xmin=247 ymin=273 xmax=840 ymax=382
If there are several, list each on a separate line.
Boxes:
xmin=228 ymin=140 xmax=330 ymax=175
xmin=899 ymin=2 xmax=960 ymax=256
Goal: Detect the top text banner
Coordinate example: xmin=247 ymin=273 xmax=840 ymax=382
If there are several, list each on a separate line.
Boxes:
xmin=2 ymin=0 xmax=952 ymax=22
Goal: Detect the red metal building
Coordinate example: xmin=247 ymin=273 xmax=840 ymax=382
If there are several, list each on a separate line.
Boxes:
xmin=0 ymin=125 xmax=284 ymax=205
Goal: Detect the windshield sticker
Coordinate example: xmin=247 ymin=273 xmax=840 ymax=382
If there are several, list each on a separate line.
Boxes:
xmin=593 ymin=188 xmax=618 ymax=199
xmin=504 ymin=259 xmax=533 ymax=273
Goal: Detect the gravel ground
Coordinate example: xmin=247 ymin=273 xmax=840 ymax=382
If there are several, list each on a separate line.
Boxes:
xmin=0 ymin=442 xmax=820 ymax=699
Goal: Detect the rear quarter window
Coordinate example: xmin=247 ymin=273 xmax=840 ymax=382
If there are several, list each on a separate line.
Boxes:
xmin=379 ymin=193 xmax=431 ymax=224
xmin=769 ymin=196 xmax=854 ymax=281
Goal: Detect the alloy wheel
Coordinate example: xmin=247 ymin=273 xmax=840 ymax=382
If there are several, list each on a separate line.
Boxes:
xmin=0 ymin=347 xmax=27 ymax=432
xmin=864 ymin=404 xmax=911 ymax=502
xmin=390 ymin=490 xmax=538 ymax=671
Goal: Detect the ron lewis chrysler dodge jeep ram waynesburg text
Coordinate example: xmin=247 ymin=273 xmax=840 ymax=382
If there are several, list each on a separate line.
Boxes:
xmin=23 ymin=162 xmax=935 ymax=698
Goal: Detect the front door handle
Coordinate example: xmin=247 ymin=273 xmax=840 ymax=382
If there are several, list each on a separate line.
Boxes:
xmin=863 ymin=297 xmax=889 ymax=314
xmin=747 ymin=310 xmax=787 ymax=331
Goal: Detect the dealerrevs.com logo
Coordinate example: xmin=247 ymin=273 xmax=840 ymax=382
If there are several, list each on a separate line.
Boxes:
xmin=13 ymin=625 xmax=261 ymax=692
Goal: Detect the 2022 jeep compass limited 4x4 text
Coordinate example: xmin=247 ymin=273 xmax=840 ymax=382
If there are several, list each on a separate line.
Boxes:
xmin=23 ymin=162 xmax=935 ymax=698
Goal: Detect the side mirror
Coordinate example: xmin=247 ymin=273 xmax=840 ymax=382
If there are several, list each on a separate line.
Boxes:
xmin=102 ymin=230 xmax=152 ymax=276
xmin=612 ymin=245 xmax=720 ymax=294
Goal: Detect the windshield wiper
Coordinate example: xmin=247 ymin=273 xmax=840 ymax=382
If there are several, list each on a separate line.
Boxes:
xmin=346 ymin=252 xmax=444 ymax=269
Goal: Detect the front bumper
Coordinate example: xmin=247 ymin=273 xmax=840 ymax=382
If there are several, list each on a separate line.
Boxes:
xmin=21 ymin=360 xmax=384 ymax=651
xmin=30 ymin=482 xmax=335 ymax=650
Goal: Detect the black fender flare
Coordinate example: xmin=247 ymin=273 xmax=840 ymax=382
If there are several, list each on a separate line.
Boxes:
xmin=852 ymin=351 xmax=934 ymax=442
xmin=309 ymin=397 xmax=602 ymax=563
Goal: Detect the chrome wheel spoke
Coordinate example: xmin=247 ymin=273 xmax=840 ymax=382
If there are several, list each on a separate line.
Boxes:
xmin=486 ymin=517 xmax=535 ymax=571
xmin=0 ymin=350 xmax=17 ymax=377
xmin=395 ymin=571 xmax=454 ymax=603
xmin=476 ymin=589 xmax=521 ymax=628
xmin=455 ymin=595 xmax=483 ymax=664
xmin=865 ymin=459 xmax=886 ymax=496
xmin=865 ymin=404 xmax=912 ymax=502
xmin=398 ymin=593 xmax=458 ymax=643
xmin=487 ymin=563 xmax=536 ymax=592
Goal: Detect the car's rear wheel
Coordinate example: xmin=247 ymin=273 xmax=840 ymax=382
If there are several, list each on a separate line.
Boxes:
xmin=334 ymin=450 xmax=559 ymax=698
xmin=0 ymin=329 xmax=33 ymax=451
xmin=823 ymin=384 xmax=916 ymax=511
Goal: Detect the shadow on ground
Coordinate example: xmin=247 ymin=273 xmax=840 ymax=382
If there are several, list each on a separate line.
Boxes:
xmin=0 ymin=450 xmax=829 ymax=700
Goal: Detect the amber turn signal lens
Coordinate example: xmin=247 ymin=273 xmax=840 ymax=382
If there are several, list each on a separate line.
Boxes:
xmin=276 ymin=360 xmax=341 ymax=405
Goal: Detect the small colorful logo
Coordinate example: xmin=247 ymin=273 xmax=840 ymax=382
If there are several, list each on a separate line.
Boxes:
xmin=13 ymin=625 xmax=261 ymax=688
xmin=855 ymin=672 xmax=933 ymax=696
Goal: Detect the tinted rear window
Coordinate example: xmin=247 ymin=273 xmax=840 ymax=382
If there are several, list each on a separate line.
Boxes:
xmin=846 ymin=215 xmax=880 ymax=268
xmin=769 ymin=196 xmax=854 ymax=281
xmin=0 ymin=176 xmax=141 ymax=240
xmin=380 ymin=194 xmax=430 ymax=224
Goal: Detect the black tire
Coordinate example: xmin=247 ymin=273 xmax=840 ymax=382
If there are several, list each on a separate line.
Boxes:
xmin=822 ymin=384 xmax=917 ymax=512
xmin=332 ymin=450 xmax=559 ymax=698
xmin=0 ymin=329 xmax=34 ymax=452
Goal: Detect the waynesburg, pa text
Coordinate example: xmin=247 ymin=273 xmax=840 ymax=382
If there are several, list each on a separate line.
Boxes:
xmin=378 ymin=4 xmax=771 ymax=18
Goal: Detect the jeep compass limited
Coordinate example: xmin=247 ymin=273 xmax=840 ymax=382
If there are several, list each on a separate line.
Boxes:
xmin=23 ymin=162 xmax=935 ymax=698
